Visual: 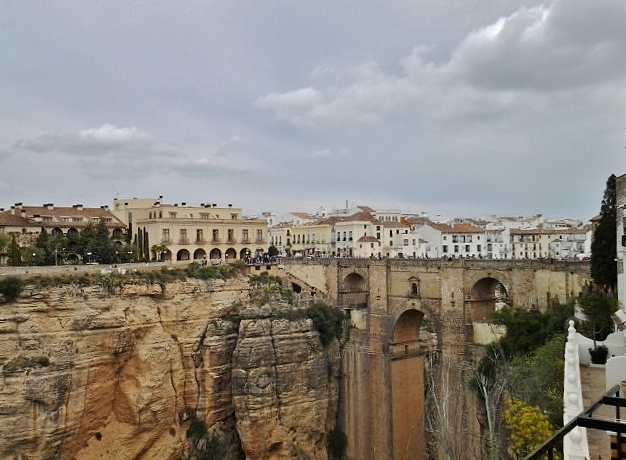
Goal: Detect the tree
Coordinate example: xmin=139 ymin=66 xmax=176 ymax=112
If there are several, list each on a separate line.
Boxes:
xmin=470 ymin=343 xmax=509 ymax=459
xmin=504 ymin=398 xmax=557 ymax=459
xmin=578 ymin=282 xmax=618 ymax=347
xmin=267 ymin=245 xmax=279 ymax=257
xmin=493 ymin=307 xmax=553 ymax=357
xmin=8 ymin=233 xmax=22 ymax=266
xmin=591 ymin=174 xmax=617 ymax=292
xmin=78 ymin=220 xmax=116 ymax=264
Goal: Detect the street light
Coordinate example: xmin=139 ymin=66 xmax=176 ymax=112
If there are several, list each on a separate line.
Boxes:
xmin=32 ymin=252 xmax=36 ymax=266
xmin=87 ymin=252 xmax=92 ymax=264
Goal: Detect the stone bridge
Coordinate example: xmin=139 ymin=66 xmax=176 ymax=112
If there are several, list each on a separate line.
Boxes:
xmin=276 ymin=258 xmax=590 ymax=460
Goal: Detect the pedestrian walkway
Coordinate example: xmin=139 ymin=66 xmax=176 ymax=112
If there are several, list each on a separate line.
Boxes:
xmin=580 ymin=364 xmax=611 ymax=460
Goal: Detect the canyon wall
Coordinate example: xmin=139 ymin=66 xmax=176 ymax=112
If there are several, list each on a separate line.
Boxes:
xmin=0 ymin=276 xmax=339 ymax=459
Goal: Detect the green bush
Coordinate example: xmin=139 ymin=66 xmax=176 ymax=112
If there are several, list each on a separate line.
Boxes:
xmin=3 ymin=355 xmax=50 ymax=373
xmin=186 ymin=416 xmax=207 ymax=439
xmin=0 ymin=276 xmax=23 ymax=303
xmin=326 ymin=427 xmax=347 ymax=460
xmin=307 ymin=302 xmax=344 ymax=347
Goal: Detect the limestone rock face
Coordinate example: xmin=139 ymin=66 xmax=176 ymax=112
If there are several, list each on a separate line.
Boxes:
xmin=232 ymin=310 xmax=340 ymax=460
xmin=0 ymin=276 xmax=340 ymax=460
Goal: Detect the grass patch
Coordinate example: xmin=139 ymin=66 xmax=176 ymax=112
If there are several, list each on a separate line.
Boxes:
xmin=3 ymin=355 xmax=50 ymax=374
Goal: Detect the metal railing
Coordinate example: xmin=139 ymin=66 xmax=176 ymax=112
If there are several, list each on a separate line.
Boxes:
xmin=523 ymin=384 xmax=625 ymax=460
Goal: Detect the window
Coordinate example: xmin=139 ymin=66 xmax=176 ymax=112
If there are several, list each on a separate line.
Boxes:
xmin=162 ymin=229 xmax=170 ymax=242
xmin=212 ymin=229 xmax=219 ymax=242
xmin=180 ymin=229 xmax=188 ymax=243
xmin=200 ymin=213 xmax=209 ymax=219
xmin=403 ymin=239 xmax=409 ymax=246
xmin=242 ymin=229 xmax=249 ymax=242
xmin=228 ymin=229 xmax=234 ymax=242
xmin=477 ymin=245 xmax=482 ymax=252
xmin=465 ymin=245 xmax=470 ymax=252
xmin=454 ymin=245 xmax=459 ymax=253
xmin=256 ymin=229 xmax=263 ymax=243
xmin=443 ymin=245 xmax=448 ymax=253
xmin=348 ymin=231 xmax=353 ymax=241
xmin=169 ymin=212 xmax=177 ymax=218
xmin=196 ymin=229 xmax=203 ymax=243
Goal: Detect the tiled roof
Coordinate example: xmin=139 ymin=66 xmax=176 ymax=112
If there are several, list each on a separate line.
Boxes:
xmin=0 ymin=205 xmax=125 ymax=229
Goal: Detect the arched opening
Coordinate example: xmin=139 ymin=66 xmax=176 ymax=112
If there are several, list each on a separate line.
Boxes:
xmin=344 ymin=272 xmax=366 ymax=291
xmin=225 ymin=248 xmax=237 ymax=260
xmin=51 ymin=228 xmax=63 ymax=238
xmin=469 ymin=277 xmax=509 ymax=322
xmin=390 ymin=308 xmax=429 ymax=460
xmin=67 ymin=228 xmax=79 ymax=239
xmin=411 ymin=282 xmax=418 ymax=297
xmin=240 ymin=248 xmax=251 ymax=260
xmin=177 ymin=249 xmax=190 ymax=261
xmin=340 ymin=272 xmax=367 ymax=308
xmin=194 ymin=248 xmax=206 ymax=261
xmin=112 ymin=228 xmax=123 ymax=239
xmin=291 ymin=282 xmax=302 ymax=293
xmin=161 ymin=250 xmax=172 ymax=261
xmin=209 ymin=248 xmax=222 ymax=261
xmin=392 ymin=309 xmax=424 ymax=355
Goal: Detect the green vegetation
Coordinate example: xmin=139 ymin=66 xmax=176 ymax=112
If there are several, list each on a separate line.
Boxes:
xmin=591 ymin=174 xmax=617 ymax=292
xmin=306 ymin=302 xmax=344 ymax=347
xmin=504 ymin=398 xmax=558 ymax=460
xmin=249 ymin=272 xmax=290 ymax=305
xmin=471 ymin=299 xmax=575 ymax=459
xmin=577 ymin=282 xmax=618 ymax=348
xmin=185 ymin=416 xmax=226 ymax=460
xmin=0 ymin=276 xmax=23 ymax=303
xmin=326 ymin=427 xmax=348 ymax=460
xmin=186 ymin=416 xmax=207 ymax=439
xmin=2 ymin=355 xmax=50 ymax=373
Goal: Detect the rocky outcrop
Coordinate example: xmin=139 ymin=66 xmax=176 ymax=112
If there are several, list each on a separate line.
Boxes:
xmin=232 ymin=306 xmax=340 ymax=460
xmin=0 ymin=276 xmax=340 ymax=460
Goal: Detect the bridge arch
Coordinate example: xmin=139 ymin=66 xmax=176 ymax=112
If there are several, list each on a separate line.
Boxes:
xmin=340 ymin=272 xmax=368 ymax=308
xmin=469 ymin=277 xmax=509 ymax=322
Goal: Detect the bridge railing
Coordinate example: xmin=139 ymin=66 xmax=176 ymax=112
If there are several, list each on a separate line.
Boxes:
xmin=522 ymin=384 xmax=626 ymax=460
xmin=278 ymin=257 xmax=589 ymax=272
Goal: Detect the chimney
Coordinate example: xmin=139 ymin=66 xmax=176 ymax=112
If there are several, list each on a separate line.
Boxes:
xmin=228 ymin=203 xmax=232 ymax=208
xmin=182 ymin=202 xmax=186 ymax=206
xmin=73 ymin=204 xmax=84 ymax=211
xmin=212 ymin=203 xmax=217 ymax=207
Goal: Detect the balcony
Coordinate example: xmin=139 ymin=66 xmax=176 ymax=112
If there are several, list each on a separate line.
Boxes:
xmin=211 ymin=238 xmax=221 ymax=244
xmin=523 ymin=384 xmax=625 ymax=460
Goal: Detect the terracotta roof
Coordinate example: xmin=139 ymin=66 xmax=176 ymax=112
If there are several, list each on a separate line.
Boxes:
xmin=357 ymin=235 xmax=379 ymax=243
xmin=0 ymin=204 xmax=125 ymax=229
xmin=0 ymin=211 xmax=32 ymax=226
xmin=289 ymin=212 xmax=313 ymax=219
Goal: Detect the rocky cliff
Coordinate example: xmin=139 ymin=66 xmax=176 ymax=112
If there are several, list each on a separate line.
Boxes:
xmin=0 ymin=275 xmax=340 ymax=460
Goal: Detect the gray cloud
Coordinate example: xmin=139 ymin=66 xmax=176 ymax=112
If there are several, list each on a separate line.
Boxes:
xmin=1 ymin=0 xmax=624 ymax=219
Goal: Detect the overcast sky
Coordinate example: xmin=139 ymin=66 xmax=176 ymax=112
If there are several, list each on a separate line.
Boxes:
xmin=2 ymin=0 xmax=625 ymax=220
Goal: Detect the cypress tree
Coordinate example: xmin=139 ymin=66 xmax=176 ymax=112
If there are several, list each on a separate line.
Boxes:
xmin=590 ymin=174 xmax=617 ymax=292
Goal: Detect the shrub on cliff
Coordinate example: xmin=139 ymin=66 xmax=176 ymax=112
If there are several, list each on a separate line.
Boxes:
xmin=326 ymin=427 xmax=347 ymax=460
xmin=307 ymin=302 xmax=344 ymax=347
xmin=2 ymin=355 xmax=49 ymax=374
xmin=0 ymin=276 xmax=23 ymax=303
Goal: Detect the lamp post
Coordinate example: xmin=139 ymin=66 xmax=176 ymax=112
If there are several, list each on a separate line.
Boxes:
xmin=32 ymin=252 xmax=36 ymax=267
xmin=87 ymin=252 xmax=92 ymax=264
